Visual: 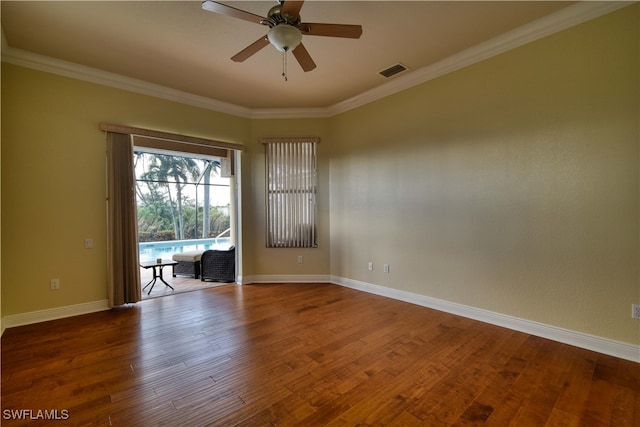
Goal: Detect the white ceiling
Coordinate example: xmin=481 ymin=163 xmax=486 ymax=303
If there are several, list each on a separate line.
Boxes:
xmin=1 ymin=1 xmax=609 ymax=115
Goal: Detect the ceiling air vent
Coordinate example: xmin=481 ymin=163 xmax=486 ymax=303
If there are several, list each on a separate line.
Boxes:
xmin=379 ymin=63 xmax=408 ymax=78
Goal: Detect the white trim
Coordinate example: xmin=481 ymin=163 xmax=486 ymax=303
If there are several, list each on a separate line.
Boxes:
xmin=0 ymin=1 xmax=631 ymax=119
xmin=1 ymin=47 xmax=254 ymax=119
xmin=1 ymin=280 xmax=637 ymax=363
xmin=242 ymin=274 xmax=330 ymax=284
xmin=1 ymin=300 xmax=111 ymax=332
xmin=330 ymin=276 xmax=640 ymax=363
xmin=328 ymin=1 xmax=633 ymax=116
xmin=250 ymin=108 xmax=333 ymax=120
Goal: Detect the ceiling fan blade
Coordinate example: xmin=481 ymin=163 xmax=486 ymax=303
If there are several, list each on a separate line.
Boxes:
xmin=281 ymin=1 xmax=304 ymax=21
xmin=292 ymin=43 xmax=316 ymax=72
xmin=300 ymin=23 xmax=363 ymax=39
xmin=201 ymin=1 xmax=265 ymax=25
xmin=231 ymin=36 xmax=270 ymax=62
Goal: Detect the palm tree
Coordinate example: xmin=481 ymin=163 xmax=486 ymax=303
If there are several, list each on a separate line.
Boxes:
xmin=201 ymin=160 xmax=221 ymax=238
xmin=136 ymin=152 xmax=173 ymax=240
xmin=142 ymin=154 xmax=199 ymax=240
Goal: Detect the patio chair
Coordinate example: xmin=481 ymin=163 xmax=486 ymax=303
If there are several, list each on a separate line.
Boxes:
xmin=200 ymin=246 xmax=236 ymax=282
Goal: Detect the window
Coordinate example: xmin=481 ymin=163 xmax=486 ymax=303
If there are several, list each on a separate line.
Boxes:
xmin=133 ymin=149 xmax=231 ymax=242
xmin=263 ymin=137 xmax=319 ymax=248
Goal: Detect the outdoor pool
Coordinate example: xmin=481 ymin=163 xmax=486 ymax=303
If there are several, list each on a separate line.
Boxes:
xmin=139 ymin=238 xmax=232 ymax=262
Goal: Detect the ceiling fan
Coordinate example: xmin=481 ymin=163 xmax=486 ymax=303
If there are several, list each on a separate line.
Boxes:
xmin=201 ymin=0 xmax=363 ymax=78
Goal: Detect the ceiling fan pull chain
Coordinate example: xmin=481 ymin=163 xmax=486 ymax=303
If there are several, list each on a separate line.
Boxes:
xmin=282 ymin=50 xmax=288 ymax=82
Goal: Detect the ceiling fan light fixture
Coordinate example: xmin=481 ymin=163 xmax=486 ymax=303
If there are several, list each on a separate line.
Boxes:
xmin=267 ymin=24 xmax=302 ymax=52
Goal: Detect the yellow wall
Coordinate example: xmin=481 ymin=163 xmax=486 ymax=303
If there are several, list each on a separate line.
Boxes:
xmin=0 ymin=65 xmax=332 ymax=316
xmin=0 ymin=65 xmax=251 ymax=315
xmin=243 ymin=119 xmax=331 ymax=278
xmin=1 ymin=5 xmax=638 ymax=346
xmin=329 ymin=5 xmax=639 ymax=344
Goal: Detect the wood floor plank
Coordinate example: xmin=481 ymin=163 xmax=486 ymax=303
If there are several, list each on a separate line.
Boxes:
xmin=2 ymin=283 xmax=638 ymax=426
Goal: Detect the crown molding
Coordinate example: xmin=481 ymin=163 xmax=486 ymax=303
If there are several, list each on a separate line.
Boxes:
xmin=250 ymin=107 xmax=334 ymax=119
xmin=1 ymin=46 xmax=254 ymax=119
xmin=1 ymin=1 xmax=632 ymax=120
xmin=327 ymin=1 xmax=635 ymax=116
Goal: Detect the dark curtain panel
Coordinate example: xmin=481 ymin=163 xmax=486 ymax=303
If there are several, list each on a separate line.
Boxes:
xmin=106 ymin=132 xmax=141 ymax=306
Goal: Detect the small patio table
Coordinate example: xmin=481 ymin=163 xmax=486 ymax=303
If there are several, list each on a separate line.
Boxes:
xmin=140 ymin=259 xmax=178 ymax=295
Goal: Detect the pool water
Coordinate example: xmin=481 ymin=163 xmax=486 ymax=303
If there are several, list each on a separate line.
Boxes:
xmin=138 ymin=238 xmax=232 ymax=262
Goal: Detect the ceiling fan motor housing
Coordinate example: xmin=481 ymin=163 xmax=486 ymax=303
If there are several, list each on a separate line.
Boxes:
xmin=266 ymin=4 xmax=300 ymax=27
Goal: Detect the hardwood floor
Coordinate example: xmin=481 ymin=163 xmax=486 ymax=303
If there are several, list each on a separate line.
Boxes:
xmin=2 ymin=283 xmax=638 ymax=426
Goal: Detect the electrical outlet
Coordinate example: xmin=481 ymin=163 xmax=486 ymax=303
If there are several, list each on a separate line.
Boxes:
xmin=632 ymin=304 xmax=640 ymax=319
xmin=368 ymin=262 xmax=373 ymax=271
xmin=297 ymin=255 xmax=303 ymax=264
xmin=50 ymin=279 xmax=60 ymax=290
xmin=383 ymin=264 xmax=390 ymax=273
xmin=84 ymin=238 xmax=93 ymax=249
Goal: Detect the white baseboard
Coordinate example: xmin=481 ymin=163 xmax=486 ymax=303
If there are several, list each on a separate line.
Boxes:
xmin=241 ymin=274 xmax=331 ymax=284
xmin=330 ymin=276 xmax=640 ymax=363
xmin=3 ymin=278 xmax=637 ymax=363
xmin=1 ymin=300 xmax=111 ymax=333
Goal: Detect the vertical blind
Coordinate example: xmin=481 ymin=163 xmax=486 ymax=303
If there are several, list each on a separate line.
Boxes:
xmin=263 ymin=137 xmax=319 ymax=248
